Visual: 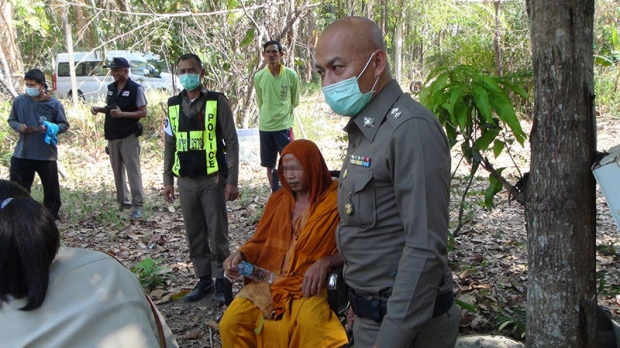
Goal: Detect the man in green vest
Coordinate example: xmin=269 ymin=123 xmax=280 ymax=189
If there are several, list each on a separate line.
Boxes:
xmin=163 ymin=53 xmax=240 ymax=304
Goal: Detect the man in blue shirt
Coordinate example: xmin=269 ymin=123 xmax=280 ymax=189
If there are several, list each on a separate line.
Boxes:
xmin=8 ymin=69 xmax=70 ymax=220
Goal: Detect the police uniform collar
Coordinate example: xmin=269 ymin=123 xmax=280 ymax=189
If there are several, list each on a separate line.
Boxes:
xmin=181 ymin=88 xmax=207 ymax=101
xmin=345 ymin=79 xmax=402 ymax=142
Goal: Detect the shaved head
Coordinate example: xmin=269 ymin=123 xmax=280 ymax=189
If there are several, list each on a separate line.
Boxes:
xmin=321 ymin=17 xmax=386 ymax=54
xmin=315 ymin=16 xmax=392 ymax=97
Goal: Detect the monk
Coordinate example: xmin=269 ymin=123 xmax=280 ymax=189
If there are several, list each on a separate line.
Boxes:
xmin=220 ymin=139 xmax=348 ymax=347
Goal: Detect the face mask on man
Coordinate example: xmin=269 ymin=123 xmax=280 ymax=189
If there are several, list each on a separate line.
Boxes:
xmin=179 ymin=73 xmax=201 ymax=91
xmin=25 ymin=86 xmax=40 ymax=97
xmin=321 ymin=52 xmax=379 ymax=117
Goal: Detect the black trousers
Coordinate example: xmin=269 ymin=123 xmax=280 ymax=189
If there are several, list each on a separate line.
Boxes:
xmin=10 ymin=156 xmax=62 ymax=219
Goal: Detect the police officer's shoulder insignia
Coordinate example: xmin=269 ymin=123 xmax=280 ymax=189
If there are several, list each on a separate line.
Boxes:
xmin=386 ymin=102 xmax=413 ymax=127
xmin=107 ymin=90 xmax=114 ymax=96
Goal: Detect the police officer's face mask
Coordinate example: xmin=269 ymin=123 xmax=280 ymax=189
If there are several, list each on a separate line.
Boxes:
xmin=179 ymin=73 xmax=201 ymax=91
xmin=321 ymin=52 xmax=379 ymax=117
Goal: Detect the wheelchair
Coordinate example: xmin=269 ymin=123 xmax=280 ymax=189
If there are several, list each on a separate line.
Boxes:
xmin=271 ymin=168 xmax=351 ymax=325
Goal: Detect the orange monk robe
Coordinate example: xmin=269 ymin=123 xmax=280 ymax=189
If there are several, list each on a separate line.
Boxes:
xmin=219 ymin=140 xmax=348 ymax=348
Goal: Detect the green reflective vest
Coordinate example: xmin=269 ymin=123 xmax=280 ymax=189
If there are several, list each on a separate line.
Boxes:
xmin=167 ymin=95 xmax=218 ymax=177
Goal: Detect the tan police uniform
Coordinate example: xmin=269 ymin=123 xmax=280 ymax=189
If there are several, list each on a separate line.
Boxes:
xmin=163 ymin=90 xmax=239 ymax=279
xmin=337 ymin=80 xmax=459 ymax=348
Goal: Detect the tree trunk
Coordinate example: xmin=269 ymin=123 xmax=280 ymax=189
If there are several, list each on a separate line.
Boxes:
xmin=365 ymin=0 xmax=373 ymax=18
xmin=394 ymin=20 xmax=403 ymax=84
xmin=63 ymin=6 xmax=79 ymax=109
xmin=0 ymin=0 xmax=23 ymax=95
xmin=525 ymin=1 xmax=597 ymax=347
xmin=382 ymin=0 xmax=388 ymax=35
xmin=493 ymin=0 xmax=502 ymax=77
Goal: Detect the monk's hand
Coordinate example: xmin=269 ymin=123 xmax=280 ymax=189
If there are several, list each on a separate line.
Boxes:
xmin=224 ymin=184 xmax=239 ymax=202
xmin=302 ymin=258 xmax=329 ymax=298
xmin=224 ymin=251 xmax=244 ymax=280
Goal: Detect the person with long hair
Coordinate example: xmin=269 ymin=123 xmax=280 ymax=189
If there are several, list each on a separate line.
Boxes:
xmin=0 ymin=180 xmax=177 ymax=347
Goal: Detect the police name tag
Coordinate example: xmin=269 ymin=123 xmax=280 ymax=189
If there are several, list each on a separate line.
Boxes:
xmin=349 ymin=154 xmax=371 ymax=168
xmin=122 ymin=91 xmax=130 ymax=97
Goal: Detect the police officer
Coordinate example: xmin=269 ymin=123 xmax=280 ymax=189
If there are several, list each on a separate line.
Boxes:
xmin=163 ymin=53 xmax=239 ymax=304
xmin=91 ymin=57 xmax=146 ymax=220
xmin=315 ymin=17 xmax=459 ymax=348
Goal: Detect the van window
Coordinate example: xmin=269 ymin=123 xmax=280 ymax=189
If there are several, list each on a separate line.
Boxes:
xmin=130 ymin=61 xmax=149 ymax=77
xmin=57 ymin=61 xmax=106 ymax=77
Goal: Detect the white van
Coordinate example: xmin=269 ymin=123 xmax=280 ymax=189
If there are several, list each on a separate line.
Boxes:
xmin=53 ymin=50 xmax=181 ymax=102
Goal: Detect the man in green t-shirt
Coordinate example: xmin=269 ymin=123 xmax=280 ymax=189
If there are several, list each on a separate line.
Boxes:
xmin=254 ymin=40 xmax=300 ymax=187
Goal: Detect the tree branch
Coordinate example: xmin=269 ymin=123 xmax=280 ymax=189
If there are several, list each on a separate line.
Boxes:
xmin=480 ymin=156 xmax=526 ymax=206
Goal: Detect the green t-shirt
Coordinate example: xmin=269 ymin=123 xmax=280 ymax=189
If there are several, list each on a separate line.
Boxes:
xmin=254 ymin=65 xmax=300 ymax=132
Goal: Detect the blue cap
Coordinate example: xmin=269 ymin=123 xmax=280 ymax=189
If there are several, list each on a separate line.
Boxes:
xmin=104 ymin=57 xmax=130 ymax=68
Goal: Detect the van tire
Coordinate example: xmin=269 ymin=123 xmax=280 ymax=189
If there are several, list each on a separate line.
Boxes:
xmin=67 ymin=90 xmax=85 ymax=102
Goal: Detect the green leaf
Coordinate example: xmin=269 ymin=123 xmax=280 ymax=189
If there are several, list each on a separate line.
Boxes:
xmin=472 ymin=84 xmax=493 ymax=123
xmin=424 ymin=66 xmax=448 ymax=86
xmin=455 ymin=299 xmax=477 ymax=314
xmin=498 ymin=320 xmax=513 ymax=331
xmin=454 ymin=100 xmax=469 ymax=134
xmin=446 ymin=125 xmax=458 ymax=148
xmin=488 ymin=93 xmax=526 ymax=144
xmin=492 ymin=139 xmax=505 ymax=158
xmin=497 ymin=79 xmax=529 ymax=100
xmin=461 ymin=142 xmax=474 ymax=163
xmin=447 ymin=85 xmax=465 ymax=119
xmin=477 ymin=75 xmax=504 ymax=95
xmin=484 ymin=169 xmax=505 ymax=210
xmin=425 ymin=89 xmax=450 ymax=115
xmin=594 ymin=55 xmax=614 ymax=66
xmin=240 ymin=28 xmax=255 ymax=48
xmin=432 ymin=72 xmax=451 ymax=95
xmin=475 ymin=127 xmax=499 ymax=152
xmin=419 ymin=87 xmax=433 ymax=105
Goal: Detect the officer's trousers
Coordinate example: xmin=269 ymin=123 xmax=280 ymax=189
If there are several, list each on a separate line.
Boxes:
xmin=107 ymin=133 xmax=144 ymax=209
xmin=353 ymin=302 xmax=459 ymax=348
xmin=177 ymin=173 xmax=230 ymax=278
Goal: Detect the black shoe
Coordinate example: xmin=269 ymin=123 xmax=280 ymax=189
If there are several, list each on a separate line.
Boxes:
xmin=184 ymin=277 xmax=214 ymax=302
xmin=214 ymin=278 xmax=232 ymax=305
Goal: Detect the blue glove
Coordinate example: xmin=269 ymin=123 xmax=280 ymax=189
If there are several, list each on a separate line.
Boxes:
xmin=43 ymin=121 xmax=59 ymax=145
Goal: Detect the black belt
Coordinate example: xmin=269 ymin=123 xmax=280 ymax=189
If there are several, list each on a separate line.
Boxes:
xmin=349 ymin=289 xmax=454 ymax=323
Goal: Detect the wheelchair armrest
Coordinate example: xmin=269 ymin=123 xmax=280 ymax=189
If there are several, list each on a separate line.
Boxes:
xmin=327 ymin=267 xmax=349 ymax=317
xmin=327 ymin=269 xmax=340 ymax=291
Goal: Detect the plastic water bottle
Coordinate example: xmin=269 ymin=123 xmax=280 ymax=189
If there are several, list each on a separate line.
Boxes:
xmin=237 ymin=261 xmax=275 ymax=284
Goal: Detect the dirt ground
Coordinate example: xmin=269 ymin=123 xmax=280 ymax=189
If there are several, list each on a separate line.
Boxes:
xmin=48 ymin=109 xmax=620 ymax=348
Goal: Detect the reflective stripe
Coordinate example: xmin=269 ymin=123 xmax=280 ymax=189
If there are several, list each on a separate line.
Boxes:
xmin=168 ymin=99 xmax=219 ymax=176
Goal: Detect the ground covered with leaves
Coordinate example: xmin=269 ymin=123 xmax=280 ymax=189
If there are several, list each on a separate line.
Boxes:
xmin=5 ymin=105 xmax=620 ymax=347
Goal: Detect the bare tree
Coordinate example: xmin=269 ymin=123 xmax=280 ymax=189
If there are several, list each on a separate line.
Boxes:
xmin=0 ymin=0 xmax=22 ymax=96
xmin=525 ymin=0 xmax=597 ymax=346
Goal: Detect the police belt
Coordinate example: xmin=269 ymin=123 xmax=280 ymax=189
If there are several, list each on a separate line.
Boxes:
xmin=349 ymin=288 xmax=454 ymax=323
